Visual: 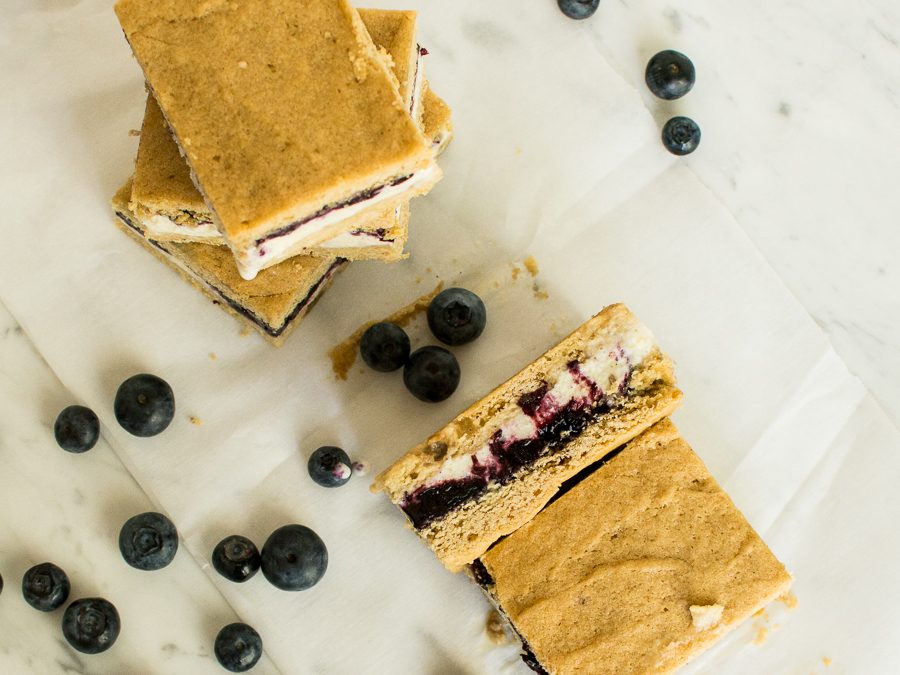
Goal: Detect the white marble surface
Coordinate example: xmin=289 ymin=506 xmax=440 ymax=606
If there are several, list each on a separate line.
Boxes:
xmin=0 ymin=305 xmax=279 ymax=675
xmin=2 ymin=0 xmax=900 ymax=674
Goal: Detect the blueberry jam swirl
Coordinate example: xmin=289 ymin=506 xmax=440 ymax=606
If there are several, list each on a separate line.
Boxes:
xmin=399 ymin=338 xmax=650 ymax=530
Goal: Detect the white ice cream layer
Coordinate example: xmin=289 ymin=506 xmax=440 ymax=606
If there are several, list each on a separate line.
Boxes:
xmin=141 ymin=213 xmax=220 ymax=240
xmin=420 ymin=322 xmax=656 ymax=488
xmin=236 ymin=165 xmax=438 ymax=280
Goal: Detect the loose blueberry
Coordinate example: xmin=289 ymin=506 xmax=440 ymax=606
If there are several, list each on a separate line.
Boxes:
xmin=54 ymin=405 xmax=100 ymax=453
xmin=403 ymin=346 xmax=461 ymax=403
xmin=307 ymin=446 xmax=352 ymax=488
xmin=114 ymin=373 xmax=175 ymax=437
xmin=62 ymin=597 xmax=120 ymax=654
xmin=215 ymin=623 xmax=263 ymax=672
xmin=212 ymin=536 xmax=261 ymax=583
xmin=360 ymin=322 xmax=410 ymax=372
xmin=427 ymin=288 xmax=487 ymax=346
xmin=260 ymin=524 xmax=327 ymax=591
xmin=119 ymin=512 xmax=178 ymax=570
xmin=557 ymin=0 xmax=600 ymax=20
xmin=661 ymin=116 xmax=702 ymax=155
xmin=22 ymin=562 xmax=70 ymax=611
xmin=645 ymin=49 xmax=696 ymax=100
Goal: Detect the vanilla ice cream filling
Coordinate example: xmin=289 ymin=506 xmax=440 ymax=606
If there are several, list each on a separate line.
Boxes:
xmin=421 ymin=325 xmax=655 ymax=489
xmin=139 ymin=212 xmax=220 ymax=239
xmin=142 ymin=210 xmax=397 ymax=251
xmin=237 ymin=164 xmax=437 ymax=280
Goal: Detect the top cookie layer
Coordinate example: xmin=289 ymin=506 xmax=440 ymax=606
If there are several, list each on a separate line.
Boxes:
xmin=115 ymin=0 xmax=433 ymax=246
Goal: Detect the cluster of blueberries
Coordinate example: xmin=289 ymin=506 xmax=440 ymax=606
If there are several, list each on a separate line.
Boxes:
xmin=30 ymin=373 xmax=337 ymax=671
xmin=555 ymin=2 xmax=701 ymax=156
xmin=645 ymin=50 xmax=701 ymax=156
xmin=13 ymin=561 xmax=120 ymax=655
xmin=359 ymin=287 xmax=487 ymax=403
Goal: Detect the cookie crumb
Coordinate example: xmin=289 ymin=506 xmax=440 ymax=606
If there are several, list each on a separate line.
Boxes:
xmin=689 ymin=604 xmax=723 ymax=631
xmin=753 ymin=626 xmax=768 ymax=645
xmin=533 ymin=284 xmax=549 ymax=300
xmin=128 ymin=129 xmax=141 ymax=137
xmin=240 ymin=325 xmax=251 ymax=338
xmin=189 ymin=416 xmax=203 ymax=426
xmin=822 ymin=657 xmax=832 ymax=667
xmin=779 ymin=591 xmax=798 ymax=610
xmin=511 ymin=266 xmax=521 ymax=281
xmin=485 ymin=609 xmax=508 ymax=644
xmin=208 ymin=352 xmax=217 ymax=361
xmin=523 ymin=255 xmax=539 ymax=277
xmin=329 ymin=282 xmax=443 ymax=380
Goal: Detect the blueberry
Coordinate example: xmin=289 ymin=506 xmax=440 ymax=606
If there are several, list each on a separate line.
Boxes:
xmin=62 ymin=597 xmax=120 ymax=654
xmin=645 ymin=49 xmax=696 ymax=100
xmin=119 ymin=512 xmax=178 ymax=570
xmin=212 ymin=536 xmax=261 ymax=583
xmin=427 ymin=288 xmax=487 ymax=346
xmin=360 ymin=322 xmax=410 ymax=372
xmin=54 ymin=405 xmax=100 ymax=453
xmin=260 ymin=524 xmax=327 ymax=591
xmin=114 ymin=373 xmax=175 ymax=437
xmin=215 ymin=623 xmax=263 ymax=672
xmin=661 ymin=116 xmax=702 ymax=155
xmin=403 ymin=346 xmax=460 ymax=403
xmin=22 ymin=562 xmax=70 ymax=611
xmin=307 ymin=446 xmax=352 ymax=488
xmin=557 ymin=0 xmax=600 ymax=20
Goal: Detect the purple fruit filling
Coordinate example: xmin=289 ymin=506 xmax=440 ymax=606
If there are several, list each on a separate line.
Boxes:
xmin=255 ymin=175 xmax=412 ymax=249
xmin=520 ymin=642 xmax=550 ymax=675
xmin=349 ymin=227 xmax=392 ymax=242
xmin=469 ymin=559 xmax=495 ymax=588
xmin=400 ymin=361 xmax=630 ymax=529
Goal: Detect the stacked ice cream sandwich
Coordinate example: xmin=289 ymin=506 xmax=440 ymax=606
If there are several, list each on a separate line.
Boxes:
xmin=111 ymin=1 xmax=453 ymax=345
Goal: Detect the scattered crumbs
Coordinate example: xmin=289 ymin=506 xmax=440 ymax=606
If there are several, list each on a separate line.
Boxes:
xmin=779 ymin=591 xmax=798 ymax=610
xmin=822 ymin=656 xmax=832 ymax=667
xmin=753 ymin=608 xmax=769 ymax=619
xmin=532 ymin=283 xmax=549 ymax=301
xmin=328 ymin=282 xmax=444 ymax=380
xmin=753 ymin=626 xmax=769 ymax=646
xmin=523 ymin=255 xmax=539 ymax=277
xmin=351 ymin=460 xmax=370 ymax=476
xmin=511 ymin=265 xmax=521 ymax=281
xmin=128 ymin=129 xmax=141 ymax=137
xmin=189 ymin=416 xmax=203 ymax=426
xmin=485 ymin=609 xmax=509 ymax=644
xmin=208 ymin=352 xmax=217 ymax=361
xmin=237 ymin=60 xmax=248 ymax=69
xmin=240 ymin=325 xmax=251 ymax=338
